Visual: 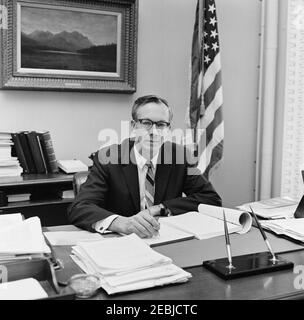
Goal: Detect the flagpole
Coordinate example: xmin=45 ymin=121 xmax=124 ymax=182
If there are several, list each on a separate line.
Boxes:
xmin=193 ymin=0 xmax=204 ymax=158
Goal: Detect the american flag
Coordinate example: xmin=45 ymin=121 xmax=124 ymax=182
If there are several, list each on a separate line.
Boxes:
xmin=186 ymin=0 xmax=223 ymax=179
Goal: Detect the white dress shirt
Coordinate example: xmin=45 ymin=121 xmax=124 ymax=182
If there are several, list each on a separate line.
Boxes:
xmin=94 ymin=146 xmax=159 ymax=234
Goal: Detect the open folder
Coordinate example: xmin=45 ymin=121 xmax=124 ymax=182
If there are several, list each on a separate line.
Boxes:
xmin=159 ymin=204 xmax=252 ymax=240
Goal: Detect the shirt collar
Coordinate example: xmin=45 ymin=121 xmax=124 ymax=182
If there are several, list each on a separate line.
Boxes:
xmin=133 ymin=145 xmax=159 ymax=170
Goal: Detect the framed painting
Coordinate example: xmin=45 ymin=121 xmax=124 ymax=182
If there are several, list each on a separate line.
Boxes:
xmin=0 ymin=0 xmax=138 ymax=92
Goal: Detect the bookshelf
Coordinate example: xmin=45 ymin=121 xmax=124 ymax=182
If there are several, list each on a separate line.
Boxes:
xmin=0 ymin=173 xmax=75 ymax=226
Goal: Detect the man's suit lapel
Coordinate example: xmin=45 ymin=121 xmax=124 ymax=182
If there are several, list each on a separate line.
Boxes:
xmin=120 ymin=139 xmax=141 ymax=213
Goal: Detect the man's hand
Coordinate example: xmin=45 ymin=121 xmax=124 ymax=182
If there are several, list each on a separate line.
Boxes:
xmin=108 ymin=205 xmax=162 ymax=238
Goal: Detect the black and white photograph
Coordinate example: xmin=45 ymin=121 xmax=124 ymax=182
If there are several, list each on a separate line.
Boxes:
xmin=0 ymin=0 xmax=303 ymax=308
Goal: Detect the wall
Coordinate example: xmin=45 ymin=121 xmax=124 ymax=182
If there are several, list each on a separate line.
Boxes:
xmin=0 ymin=0 xmax=261 ymax=207
xmin=209 ymin=0 xmax=262 ymax=206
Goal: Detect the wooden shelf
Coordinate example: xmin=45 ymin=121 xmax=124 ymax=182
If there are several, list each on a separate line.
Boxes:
xmin=0 ymin=198 xmax=74 ymax=210
xmin=0 ymin=173 xmax=76 ymax=226
xmin=0 ymin=173 xmax=74 ymax=187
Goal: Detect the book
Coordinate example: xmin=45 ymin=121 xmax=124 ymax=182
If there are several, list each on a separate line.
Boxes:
xmin=7 ymin=193 xmax=31 ymax=202
xmin=25 ymin=131 xmax=47 ymax=174
xmin=0 ymin=166 xmax=23 ymax=177
xmin=62 ymin=190 xmax=75 ymax=199
xmin=160 ymin=204 xmax=252 ymax=240
xmin=0 ymin=146 xmax=12 ymax=159
xmin=38 ymin=131 xmax=58 ymax=173
xmin=11 ymin=133 xmax=29 ymax=174
xmin=18 ymin=132 xmax=36 ymax=173
xmin=57 ymin=160 xmax=88 ymax=173
xmin=0 ymin=132 xmax=12 ymax=140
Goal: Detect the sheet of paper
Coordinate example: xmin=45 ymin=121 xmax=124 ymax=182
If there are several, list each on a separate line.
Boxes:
xmin=143 ymin=223 xmax=194 ymax=246
xmin=0 ymin=278 xmax=48 ymax=300
xmin=261 ymin=218 xmax=304 ymax=241
xmin=0 ymin=217 xmax=50 ymax=254
xmin=44 ymin=230 xmax=105 ymax=246
xmin=198 ymin=204 xmax=252 ymax=234
xmin=237 ymin=197 xmax=298 ymax=219
xmin=0 ymin=213 xmax=23 ymax=230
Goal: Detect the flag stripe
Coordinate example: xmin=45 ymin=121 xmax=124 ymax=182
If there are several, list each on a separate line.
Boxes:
xmin=206 ymin=107 xmax=223 ymax=143
xmin=203 ymin=71 xmax=222 ymax=108
xmin=203 ymin=53 xmax=221 ymax=91
xmin=189 ymin=2 xmax=203 ymax=129
xmin=203 ymin=140 xmax=224 ymax=177
xmin=197 ymin=122 xmax=224 ymax=173
xmin=200 ymin=89 xmax=223 ymax=128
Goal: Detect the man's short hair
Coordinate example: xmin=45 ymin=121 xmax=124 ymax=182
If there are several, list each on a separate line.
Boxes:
xmin=131 ymin=95 xmax=173 ymax=122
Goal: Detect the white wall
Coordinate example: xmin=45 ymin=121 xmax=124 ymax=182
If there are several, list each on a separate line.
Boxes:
xmin=211 ymin=0 xmax=261 ymax=206
xmin=0 ymin=0 xmax=262 ymax=207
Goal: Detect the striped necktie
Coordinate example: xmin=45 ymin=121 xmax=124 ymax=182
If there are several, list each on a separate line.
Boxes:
xmin=145 ymin=161 xmax=155 ymax=208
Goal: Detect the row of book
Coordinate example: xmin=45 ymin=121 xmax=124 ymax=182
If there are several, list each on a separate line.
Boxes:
xmin=12 ymin=131 xmax=58 ymax=174
xmin=0 ymin=132 xmax=23 ymax=177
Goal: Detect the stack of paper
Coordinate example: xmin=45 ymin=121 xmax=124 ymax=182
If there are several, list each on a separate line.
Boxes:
xmin=237 ymin=197 xmax=298 ymax=219
xmin=0 ymin=214 xmax=50 ymax=261
xmin=71 ymin=234 xmax=191 ymax=295
xmin=261 ymin=218 xmax=304 ymax=241
xmin=0 ymin=132 xmax=23 ymax=177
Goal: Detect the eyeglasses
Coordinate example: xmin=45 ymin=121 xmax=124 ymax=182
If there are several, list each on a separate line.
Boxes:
xmin=136 ymin=119 xmax=170 ymax=131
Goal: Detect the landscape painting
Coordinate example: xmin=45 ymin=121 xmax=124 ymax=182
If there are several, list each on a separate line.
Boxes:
xmin=18 ymin=4 xmax=121 ymax=76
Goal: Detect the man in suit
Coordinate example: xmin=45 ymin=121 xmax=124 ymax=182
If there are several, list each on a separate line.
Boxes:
xmin=68 ymin=95 xmax=221 ymax=238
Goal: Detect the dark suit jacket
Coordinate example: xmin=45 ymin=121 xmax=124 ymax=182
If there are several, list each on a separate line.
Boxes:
xmin=68 ymin=139 xmax=222 ymax=231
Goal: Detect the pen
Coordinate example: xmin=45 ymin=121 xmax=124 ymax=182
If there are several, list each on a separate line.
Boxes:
xmin=249 ymin=205 xmax=277 ymax=262
xmin=147 ymin=206 xmax=160 ymax=236
xmin=223 ymin=210 xmax=234 ymax=269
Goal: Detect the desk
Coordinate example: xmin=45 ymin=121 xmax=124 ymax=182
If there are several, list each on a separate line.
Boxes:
xmin=48 ymin=226 xmax=304 ymax=300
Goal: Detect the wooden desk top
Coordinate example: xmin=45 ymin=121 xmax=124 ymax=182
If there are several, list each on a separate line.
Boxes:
xmin=48 ymin=226 xmax=304 ymax=300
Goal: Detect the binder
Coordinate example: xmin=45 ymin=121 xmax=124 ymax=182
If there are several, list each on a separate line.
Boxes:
xmin=38 ymin=131 xmax=59 ymax=173
xmin=25 ymin=131 xmax=47 ymax=174
xmin=18 ymin=131 xmax=37 ymax=173
xmin=11 ymin=133 xmax=29 ymax=174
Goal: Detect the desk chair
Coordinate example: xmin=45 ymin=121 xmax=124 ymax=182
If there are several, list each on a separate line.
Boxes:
xmin=72 ymin=171 xmax=89 ymax=196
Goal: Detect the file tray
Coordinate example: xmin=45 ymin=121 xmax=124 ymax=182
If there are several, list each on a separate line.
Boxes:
xmin=203 ymin=252 xmax=294 ymax=280
xmin=2 ymin=258 xmax=75 ymax=300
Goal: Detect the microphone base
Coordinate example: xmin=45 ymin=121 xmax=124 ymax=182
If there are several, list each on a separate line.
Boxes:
xmin=203 ymin=252 xmax=294 ymax=280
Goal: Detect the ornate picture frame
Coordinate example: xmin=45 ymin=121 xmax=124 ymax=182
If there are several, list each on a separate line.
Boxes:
xmin=0 ymin=0 xmax=138 ymax=92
